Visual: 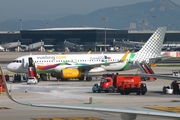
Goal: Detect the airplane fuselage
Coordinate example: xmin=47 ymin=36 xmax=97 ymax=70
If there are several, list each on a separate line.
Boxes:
xmin=7 ymin=53 xmax=135 ymax=74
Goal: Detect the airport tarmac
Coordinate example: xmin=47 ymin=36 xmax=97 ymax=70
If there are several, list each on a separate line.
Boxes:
xmin=1 ymin=66 xmax=180 ymax=120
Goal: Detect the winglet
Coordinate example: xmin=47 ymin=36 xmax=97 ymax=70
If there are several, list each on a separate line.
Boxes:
xmin=120 ymin=50 xmax=130 ymax=62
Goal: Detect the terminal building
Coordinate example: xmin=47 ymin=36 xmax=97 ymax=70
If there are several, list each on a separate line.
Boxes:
xmin=0 ymin=27 xmax=180 ymax=52
xmin=20 ymin=27 xmax=128 ymax=52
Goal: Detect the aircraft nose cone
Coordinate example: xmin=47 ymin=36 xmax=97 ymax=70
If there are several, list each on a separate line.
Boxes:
xmin=6 ymin=63 xmax=15 ymax=72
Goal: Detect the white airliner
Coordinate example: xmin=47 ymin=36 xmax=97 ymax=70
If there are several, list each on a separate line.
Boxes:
xmin=1 ymin=66 xmax=180 ymax=120
xmin=6 ymin=27 xmax=167 ymax=81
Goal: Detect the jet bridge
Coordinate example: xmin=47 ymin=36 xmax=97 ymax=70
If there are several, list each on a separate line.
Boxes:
xmin=113 ymin=39 xmax=144 ymax=52
xmin=28 ymin=40 xmax=45 ymax=51
xmin=64 ymin=40 xmax=83 ymax=52
xmin=0 ymin=41 xmax=21 ymax=51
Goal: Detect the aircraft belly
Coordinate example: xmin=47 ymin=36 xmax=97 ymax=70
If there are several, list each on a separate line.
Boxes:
xmin=101 ymin=63 xmax=127 ymax=71
xmin=89 ymin=67 xmax=106 ymax=73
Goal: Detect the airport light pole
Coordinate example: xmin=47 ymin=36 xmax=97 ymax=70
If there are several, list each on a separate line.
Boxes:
xmin=102 ymin=17 xmax=108 ymax=52
xmin=46 ymin=22 xmax=49 ymax=28
xmin=153 ymin=16 xmax=158 ymax=30
xmin=142 ymin=20 xmax=145 ymax=30
xmin=173 ymin=23 xmax=175 ymax=30
xmin=19 ymin=19 xmax=22 ymax=30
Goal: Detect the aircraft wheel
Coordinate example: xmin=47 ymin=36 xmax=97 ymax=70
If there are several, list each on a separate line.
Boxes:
xmin=79 ymin=75 xmax=84 ymax=81
xmin=136 ymin=91 xmax=140 ymax=95
xmin=141 ymin=92 xmax=146 ymax=95
xmin=108 ymin=87 xmax=114 ymax=93
xmin=86 ymin=76 xmax=92 ymax=81
xmin=120 ymin=91 xmax=125 ymax=95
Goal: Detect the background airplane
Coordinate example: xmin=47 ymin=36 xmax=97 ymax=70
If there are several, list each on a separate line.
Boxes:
xmin=6 ymin=27 xmax=168 ymax=81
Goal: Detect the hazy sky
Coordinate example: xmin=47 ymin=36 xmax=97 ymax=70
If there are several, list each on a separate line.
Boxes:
xmin=1 ymin=0 xmax=180 ymax=22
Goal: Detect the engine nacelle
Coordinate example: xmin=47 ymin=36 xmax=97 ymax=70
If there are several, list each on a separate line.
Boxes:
xmin=61 ymin=68 xmax=82 ymax=79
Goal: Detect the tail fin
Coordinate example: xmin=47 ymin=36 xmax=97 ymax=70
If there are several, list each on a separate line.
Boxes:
xmin=138 ymin=27 xmax=166 ymax=55
xmin=134 ymin=27 xmax=166 ymax=62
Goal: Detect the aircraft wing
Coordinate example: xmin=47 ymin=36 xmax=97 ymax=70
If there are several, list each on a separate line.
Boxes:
xmin=149 ymin=54 xmax=171 ymax=63
xmin=139 ymin=73 xmax=180 ymax=80
xmin=1 ymin=66 xmax=180 ymax=120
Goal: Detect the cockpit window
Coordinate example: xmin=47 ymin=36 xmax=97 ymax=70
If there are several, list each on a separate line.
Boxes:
xmin=13 ymin=60 xmax=22 ymax=63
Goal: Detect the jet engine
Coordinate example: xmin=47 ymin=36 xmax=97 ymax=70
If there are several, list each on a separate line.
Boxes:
xmin=60 ymin=68 xmax=82 ymax=79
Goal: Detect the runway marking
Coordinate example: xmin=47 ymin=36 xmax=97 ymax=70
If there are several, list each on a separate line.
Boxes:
xmin=0 ymin=107 xmax=11 ymax=110
xmin=33 ymin=117 xmax=101 ymax=120
xmin=145 ymin=106 xmax=180 ymax=113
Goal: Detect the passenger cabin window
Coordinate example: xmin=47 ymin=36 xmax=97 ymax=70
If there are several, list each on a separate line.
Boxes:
xmin=13 ymin=60 xmax=22 ymax=63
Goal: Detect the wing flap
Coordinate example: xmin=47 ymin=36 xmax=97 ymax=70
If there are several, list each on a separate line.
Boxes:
xmin=149 ymin=55 xmax=171 ymax=63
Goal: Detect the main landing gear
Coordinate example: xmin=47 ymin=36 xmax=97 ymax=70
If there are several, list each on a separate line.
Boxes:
xmin=78 ymin=75 xmax=85 ymax=81
xmin=86 ymin=76 xmax=92 ymax=81
xmin=77 ymin=75 xmax=92 ymax=81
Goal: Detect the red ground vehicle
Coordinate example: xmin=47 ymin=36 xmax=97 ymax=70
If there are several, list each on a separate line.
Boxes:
xmin=98 ymin=75 xmax=147 ymax=95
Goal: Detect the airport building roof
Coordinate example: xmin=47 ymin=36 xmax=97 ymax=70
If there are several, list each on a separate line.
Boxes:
xmin=0 ymin=31 xmax=20 ymax=34
xmin=25 ymin=27 xmax=118 ymax=31
xmin=129 ymin=30 xmax=180 ymax=34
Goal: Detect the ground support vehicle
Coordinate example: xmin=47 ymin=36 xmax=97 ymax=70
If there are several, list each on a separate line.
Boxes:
xmin=12 ymin=74 xmax=23 ymax=83
xmin=27 ymin=77 xmax=38 ymax=84
xmin=94 ymin=74 xmax=147 ymax=95
xmin=0 ymin=75 xmax=6 ymax=92
xmin=92 ymin=83 xmax=101 ymax=93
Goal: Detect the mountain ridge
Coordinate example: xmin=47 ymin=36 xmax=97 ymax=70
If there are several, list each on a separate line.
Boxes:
xmin=1 ymin=0 xmax=180 ymax=31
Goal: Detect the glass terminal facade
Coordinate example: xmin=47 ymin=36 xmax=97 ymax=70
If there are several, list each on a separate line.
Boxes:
xmin=0 ymin=28 xmax=180 ymax=51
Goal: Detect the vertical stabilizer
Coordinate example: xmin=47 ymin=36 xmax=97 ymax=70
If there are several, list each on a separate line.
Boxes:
xmin=138 ymin=27 xmax=166 ymax=54
xmin=134 ymin=27 xmax=166 ymax=62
